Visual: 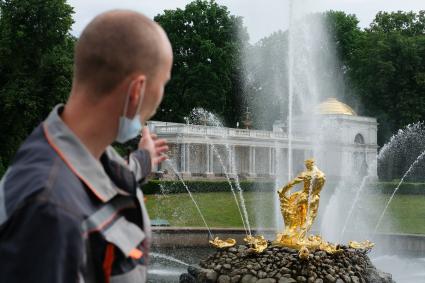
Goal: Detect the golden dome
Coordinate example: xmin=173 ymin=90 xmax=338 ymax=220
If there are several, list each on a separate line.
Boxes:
xmin=317 ymin=98 xmax=357 ymax=116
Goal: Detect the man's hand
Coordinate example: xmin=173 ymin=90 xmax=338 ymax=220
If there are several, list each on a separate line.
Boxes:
xmin=138 ymin=127 xmax=168 ymax=168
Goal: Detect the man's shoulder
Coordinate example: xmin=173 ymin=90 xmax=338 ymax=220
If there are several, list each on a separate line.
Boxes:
xmin=2 ymin=124 xmax=91 ymax=219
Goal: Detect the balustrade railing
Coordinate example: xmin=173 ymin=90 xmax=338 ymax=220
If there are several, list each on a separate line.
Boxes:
xmin=154 ymin=124 xmax=288 ymax=139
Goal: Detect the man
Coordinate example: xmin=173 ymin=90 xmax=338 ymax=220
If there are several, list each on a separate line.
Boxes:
xmin=0 ymin=10 xmax=172 ymax=282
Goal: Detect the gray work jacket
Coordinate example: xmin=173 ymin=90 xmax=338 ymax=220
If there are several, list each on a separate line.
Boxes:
xmin=0 ymin=105 xmax=152 ymax=283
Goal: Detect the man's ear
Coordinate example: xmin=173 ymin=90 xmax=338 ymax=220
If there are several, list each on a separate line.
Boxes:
xmin=128 ymin=75 xmax=146 ymax=115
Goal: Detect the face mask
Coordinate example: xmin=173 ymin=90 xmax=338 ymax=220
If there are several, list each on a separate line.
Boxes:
xmin=115 ymin=81 xmax=146 ymax=143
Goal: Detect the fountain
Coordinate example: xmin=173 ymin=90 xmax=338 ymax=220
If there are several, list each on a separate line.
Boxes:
xmin=147 ymin=0 xmax=425 ymax=281
xmin=179 ymin=159 xmax=392 ymax=283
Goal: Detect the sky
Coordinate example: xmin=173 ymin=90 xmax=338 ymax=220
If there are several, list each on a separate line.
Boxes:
xmin=68 ymin=0 xmax=424 ymax=43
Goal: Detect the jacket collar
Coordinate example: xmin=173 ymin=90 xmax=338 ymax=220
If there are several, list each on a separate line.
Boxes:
xmin=43 ymin=104 xmax=120 ymax=202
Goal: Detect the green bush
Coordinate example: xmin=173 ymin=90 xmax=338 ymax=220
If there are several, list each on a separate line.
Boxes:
xmin=371 ymin=182 xmax=425 ymax=195
xmin=141 ymin=179 xmax=276 ymax=195
xmin=140 ymin=180 xmax=425 ymax=195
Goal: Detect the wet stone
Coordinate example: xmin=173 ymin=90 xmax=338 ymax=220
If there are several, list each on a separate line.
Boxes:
xmin=241 ymin=274 xmax=255 ymax=283
xmin=325 ymin=274 xmax=336 ymax=283
xmin=205 ymin=270 xmax=218 ymax=282
xmin=182 ymin=245 xmax=394 ymax=283
xmin=179 ymin=273 xmax=196 ymax=283
xmin=218 ymin=275 xmax=231 ymax=283
xmin=258 ymin=271 xmax=267 ymax=279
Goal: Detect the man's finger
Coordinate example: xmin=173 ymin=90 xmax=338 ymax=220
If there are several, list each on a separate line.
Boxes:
xmin=153 ymin=155 xmax=167 ymax=165
xmin=154 ymin=139 xmax=167 ymax=147
xmin=150 ymin=133 xmax=158 ymax=140
xmin=141 ymin=127 xmax=150 ymax=137
xmin=156 ymin=145 xmax=169 ymax=153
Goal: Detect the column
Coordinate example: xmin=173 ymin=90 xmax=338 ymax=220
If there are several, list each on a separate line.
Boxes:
xmin=248 ymin=146 xmax=256 ymax=177
xmin=229 ymin=145 xmax=236 ymax=177
xmin=204 ymin=144 xmax=214 ymax=178
xmin=186 ymin=144 xmax=190 ymax=172
xmin=182 ymin=143 xmax=192 ymax=178
xmin=268 ymin=147 xmax=273 ymax=177
xmin=179 ymin=143 xmax=185 ymax=173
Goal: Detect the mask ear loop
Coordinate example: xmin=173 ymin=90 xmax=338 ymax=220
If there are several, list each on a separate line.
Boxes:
xmin=135 ymin=80 xmax=146 ymax=115
xmin=122 ymin=79 xmax=146 ymax=118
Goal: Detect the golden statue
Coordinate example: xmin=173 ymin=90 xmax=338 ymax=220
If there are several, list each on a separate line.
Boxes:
xmin=275 ymin=159 xmax=341 ymax=254
xmin=209 ymin=237 xmax=236 ymax=249
xmin=274 ymin=159 xmax=374 ymax=256
xmin=244 ymin=235 xmax=268 ymax=253
xmin=209 ymin=158 xmax=374 ymax=257
xmin=276 ymin=159 xmax=325 ymax=241
xmin=349 ymin=240 xmax=375 ymax=250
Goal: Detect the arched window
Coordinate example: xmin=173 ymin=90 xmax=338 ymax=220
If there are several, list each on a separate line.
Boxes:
xmin=354 ymin=134 xmax=365 ymax=145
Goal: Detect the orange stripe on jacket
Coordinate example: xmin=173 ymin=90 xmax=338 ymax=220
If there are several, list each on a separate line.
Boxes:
xmin=43 ymin=123 xmax=107 ymax=202
xmin=103 ymin=244 xmax=115 ymax=283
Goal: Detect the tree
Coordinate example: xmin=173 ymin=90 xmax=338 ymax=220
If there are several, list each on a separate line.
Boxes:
xmin=0 ymin=0 xmax=75 ymax=175
xmin=348 ymin=11 xmax=425 ymax=145
xmin=153 ymin=0 xmax=248 ymax=126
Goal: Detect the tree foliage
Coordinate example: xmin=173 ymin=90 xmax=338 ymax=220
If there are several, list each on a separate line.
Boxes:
xmin=0 ymin=0 xmax=424 ymax=180
xmin=349 ymin=11 xmax=425 ymax=145
xmin=0 ymin=0 xmax=75 ymax=174
xmin=243 ymin=10 xmax=425 ymax=147
xmin=153 ymin=0 xmax=248 ymax=126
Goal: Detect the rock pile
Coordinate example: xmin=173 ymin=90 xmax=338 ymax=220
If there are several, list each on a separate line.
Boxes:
xmin=179 ymin=242 xmax=394 ymax=283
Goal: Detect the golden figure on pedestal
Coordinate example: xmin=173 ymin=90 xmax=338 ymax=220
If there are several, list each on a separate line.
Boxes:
xmin=274 ymin=159 xmax=341 ymax=254
xmin=209 ymin=237 xmax=236 ymax=249
xmin=274 ymin=159 xmax=374 ymax=256
xmin=210 ymin=158 xmax=374 ymax=257
xmin=244 ymin=235 xmax=268 ymax=253
xmin=349 ymin=240 xmax=375 ymax=250
xmin=276 ymin=159 xmax=325 ymax=241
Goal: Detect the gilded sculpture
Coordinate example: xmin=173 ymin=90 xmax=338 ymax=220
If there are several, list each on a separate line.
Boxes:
xmin=274 ymin=159 xmax=342 ymax=254
xmin=210 ymin=158 xmax=373 ymax=257
xmin=274 ymin=159 xmax=373 ymax=256
xmin=209 ymin=237 xmax=236 ymax=249
xmin=244 ymin=235 xmax=268 ymax=253
xmin=276 ymin=159 xmax=324 ymax=241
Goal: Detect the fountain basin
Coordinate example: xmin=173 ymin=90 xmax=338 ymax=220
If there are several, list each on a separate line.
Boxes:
xmin=152 ymin=228 xmax=425 ymax=255
xmin=180 ymin=243 xmax=394 ymax=283
xmin=150 ymin=228 xmax=425 ymax=282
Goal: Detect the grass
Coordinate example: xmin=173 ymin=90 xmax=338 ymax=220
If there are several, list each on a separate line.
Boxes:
xmin=145 ymin=191 xmax=425 ymax=235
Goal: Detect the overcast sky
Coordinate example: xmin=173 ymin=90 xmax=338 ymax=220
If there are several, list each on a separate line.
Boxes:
xmin=68 ymin=0 xmax=424 ymax=43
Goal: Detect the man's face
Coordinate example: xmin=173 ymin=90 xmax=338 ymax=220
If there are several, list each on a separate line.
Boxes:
xmin=140 ymin=50 xmax=173 ymax=123
xmin=305 ymin=161 xmax=314 ymax=170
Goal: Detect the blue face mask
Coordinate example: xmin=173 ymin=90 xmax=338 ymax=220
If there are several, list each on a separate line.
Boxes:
xmin=115 ymin=81 xmax=145 ymax=144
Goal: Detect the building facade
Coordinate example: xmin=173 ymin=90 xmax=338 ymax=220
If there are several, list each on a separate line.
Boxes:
xmin=150 ymin=98 xmax=378 ymax=181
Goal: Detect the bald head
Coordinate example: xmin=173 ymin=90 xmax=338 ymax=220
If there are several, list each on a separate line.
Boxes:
xmin=73 ymin=10 xmax=171 ymax=96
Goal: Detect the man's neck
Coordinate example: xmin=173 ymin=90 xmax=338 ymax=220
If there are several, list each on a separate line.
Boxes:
xmin=61 ymin=95 xmax=116 ymax=160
